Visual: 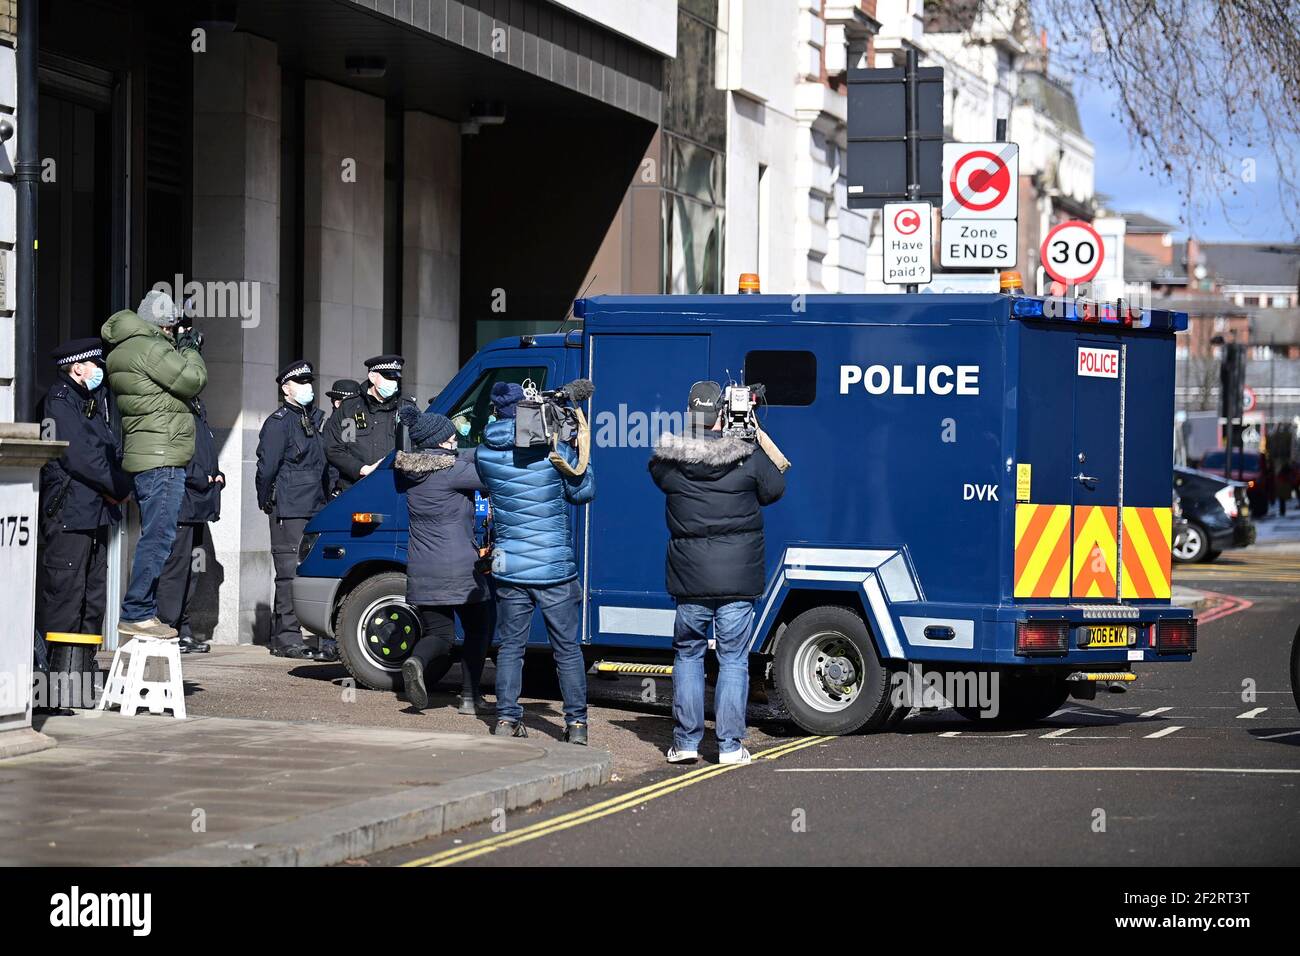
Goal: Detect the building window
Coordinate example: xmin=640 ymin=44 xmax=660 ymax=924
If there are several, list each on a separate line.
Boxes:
xmin=661 ymin=0 xmax=725 ymax=294
xmin=745 ymin=350 xmax=818 ymax=406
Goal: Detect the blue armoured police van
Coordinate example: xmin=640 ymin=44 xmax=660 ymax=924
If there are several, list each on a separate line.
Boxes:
xmin=293 ymin=288 xmax=1195 ymax=735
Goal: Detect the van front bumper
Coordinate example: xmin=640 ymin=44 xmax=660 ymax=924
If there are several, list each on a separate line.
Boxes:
xmin=293 ymin=575 xmax=341 ymax=639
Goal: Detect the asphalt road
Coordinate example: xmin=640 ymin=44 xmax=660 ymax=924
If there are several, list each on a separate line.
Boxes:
xmin=363 ymin=540 xmax=1300 ymax=867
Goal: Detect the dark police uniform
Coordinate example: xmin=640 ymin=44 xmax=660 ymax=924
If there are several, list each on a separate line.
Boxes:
xmin=156 ymin=397 xmax=223 ymax=652
xmin=256 ymin=360 xmax=331 ymax=656
xmin=323 ymin=354 xmax=415 ymax=491
xmin=324 ymin=379 xmax=361 ymax=496
xmin=37 ymin=338 xmax=131 ymax=638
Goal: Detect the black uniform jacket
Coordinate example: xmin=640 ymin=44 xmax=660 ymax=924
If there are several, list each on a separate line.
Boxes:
xmin=39 ymin=374 xmax=132 ymax=532
xmin=256 ymin=401 xmax=330 ymax=520
xmin=323 ymin=390 xmax=414 ymax=490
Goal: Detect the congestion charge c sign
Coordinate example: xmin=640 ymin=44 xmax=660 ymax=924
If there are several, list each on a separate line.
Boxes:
xmin=1041 ymin=220 xmax=1105 ymax=287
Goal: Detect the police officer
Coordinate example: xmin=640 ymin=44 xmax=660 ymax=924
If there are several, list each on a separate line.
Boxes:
xmin=326 ymin=379 xmax=361 ymax=412
xmin=37 ymin=338 xmax=132 ymax=641
xmin=323 ymin=354 xmax=415 ymax=491
xmin=156 ymin=396 xmax=223 ymax=654
xmin=323 ymin=379 xmax=361 ymax=496
xmin=256 ymin=360 xmax=331 ymax=659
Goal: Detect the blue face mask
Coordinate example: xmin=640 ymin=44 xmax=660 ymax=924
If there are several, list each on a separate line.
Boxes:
xmin=457 ymin=420 xmax=471 ymax=437
xmin=85 ymin=367 xmax=104 ymax=391
xmin=375 ymin=377 xmax=399 ymax=400
xmin=294 ymin=383 xmax=314 ymax=406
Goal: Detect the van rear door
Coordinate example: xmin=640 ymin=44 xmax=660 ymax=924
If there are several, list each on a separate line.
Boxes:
xmin=1013 ymin=314 xmax=1176 ymax=604
xmin=1070 ymin=337 xmax=1123 ymax=599
xmin=583 ymin=333 xmax=711 ymax=646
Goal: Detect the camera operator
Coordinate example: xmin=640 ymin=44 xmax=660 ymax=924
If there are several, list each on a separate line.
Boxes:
xmin=649 ymin=380 xmax=785 ymax=765
xmin=101 ymin=290 xmax=208 ymax=639
xmin=475 ymin=381 xmax=595 ymax=743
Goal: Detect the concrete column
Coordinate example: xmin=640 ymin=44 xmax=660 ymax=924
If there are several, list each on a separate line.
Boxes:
xmin=302 ymin=81 xmax=385 ymax=387
xmin=401 ymin=111 xmax=461 ymax=399
xmin=192 ymin=32 xmax=281 ymax=644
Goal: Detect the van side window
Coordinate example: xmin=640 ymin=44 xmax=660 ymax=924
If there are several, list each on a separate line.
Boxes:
xmin=449 ymin=366 xmax=548 ymax=448
xmin=744 ymin=350 xmax=817 ymax=406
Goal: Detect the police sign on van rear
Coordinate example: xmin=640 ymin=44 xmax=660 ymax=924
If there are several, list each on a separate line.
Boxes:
xmin=1077 ymin=346 xmax=1119 ymax=378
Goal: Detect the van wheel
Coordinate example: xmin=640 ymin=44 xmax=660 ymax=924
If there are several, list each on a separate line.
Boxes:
xmin=335 ymin=571 xmax=419 ymax=692
xmin=773 ymin=605 xmax=894 ymax=736
xmin=954 ymin=674 xmax=1069 ymax=726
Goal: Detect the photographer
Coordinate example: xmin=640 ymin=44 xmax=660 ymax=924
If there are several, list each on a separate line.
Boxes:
xmin=649 ymin=381 xmax=785 ymax=765
xmin=101 ymin=290 xmax=208 ymax=639
xmin=475 ymin=381 xmax=595 ymax=743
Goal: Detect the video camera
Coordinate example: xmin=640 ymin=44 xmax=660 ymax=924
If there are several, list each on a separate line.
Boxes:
xmin=720 ymin=381 xmax=765 ymax=439
xmin=516 ymin=378 xmax=593 ymax=448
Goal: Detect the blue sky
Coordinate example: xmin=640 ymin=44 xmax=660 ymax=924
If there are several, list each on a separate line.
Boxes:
xmin=1076 ymin=89 xmax=1289 ymax=243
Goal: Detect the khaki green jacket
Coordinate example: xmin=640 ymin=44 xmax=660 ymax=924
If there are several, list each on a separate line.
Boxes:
xmin=101 ymin=309 xmax=208 ymax=473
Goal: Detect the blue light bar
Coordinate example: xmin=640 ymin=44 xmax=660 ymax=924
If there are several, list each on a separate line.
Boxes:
xmin=1009 ymin=296 xmax=1185 ymax=332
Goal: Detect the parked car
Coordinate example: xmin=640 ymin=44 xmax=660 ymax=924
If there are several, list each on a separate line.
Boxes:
xmin=1172 ymin=494 xmax=1189 ymax=555
xmin=1173 ymin=466 xmax=1256 ymax=563
xmin=1199 ymin=449 xmax=1269 ymax=515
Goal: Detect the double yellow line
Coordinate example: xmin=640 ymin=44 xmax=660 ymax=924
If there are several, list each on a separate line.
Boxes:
xmin=401 ymin=735 xmax=831 ymax=867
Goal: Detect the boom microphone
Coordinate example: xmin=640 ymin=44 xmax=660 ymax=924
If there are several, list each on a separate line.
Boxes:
xmin=546 ymin=378 xmax=594 ymax=404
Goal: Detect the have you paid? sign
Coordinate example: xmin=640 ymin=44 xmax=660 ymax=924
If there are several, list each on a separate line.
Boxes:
xmin=882 ymin=202 xmax=933 ymax=285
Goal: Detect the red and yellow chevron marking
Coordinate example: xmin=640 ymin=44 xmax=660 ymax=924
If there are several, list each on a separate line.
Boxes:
xmin=1120 ymin=506 xmax=1173 ymax=599
xmin=1014 ymin=503 xmax=1071 ymax=598
xmin=1072 ymin=505 xmax=1118 ymax=599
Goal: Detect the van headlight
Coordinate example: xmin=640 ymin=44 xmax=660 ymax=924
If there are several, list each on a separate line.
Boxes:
xmin=298 ymin=532 xmax=320 ymax=564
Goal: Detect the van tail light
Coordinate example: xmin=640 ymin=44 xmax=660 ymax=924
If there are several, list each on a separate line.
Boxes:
xmin=1155 ymin=620 xmax=1197 ymax=655
xmin=1016 ymin=621 xmax=1069 ymax=656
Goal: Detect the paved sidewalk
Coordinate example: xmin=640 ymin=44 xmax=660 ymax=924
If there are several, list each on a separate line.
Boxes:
xmin=0 ymin=712 xmax=609 ymax=866
xmin=1253 ymin=510 xmax=1300 ymax=545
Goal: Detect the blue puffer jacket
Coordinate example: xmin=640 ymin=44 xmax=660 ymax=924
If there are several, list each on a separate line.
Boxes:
xmin=475 ymin=418 xmax=595 ymax=586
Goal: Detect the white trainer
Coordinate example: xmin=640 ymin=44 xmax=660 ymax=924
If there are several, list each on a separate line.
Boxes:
xmin=666 ymin=746 xmax=699 ymax=764
xmin=718 ymin=747 xmax=752 ymax=765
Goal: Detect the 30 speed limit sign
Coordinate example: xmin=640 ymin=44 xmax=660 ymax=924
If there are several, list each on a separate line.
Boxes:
xmin=1040 ymin=220 xmax=1104 ymax=286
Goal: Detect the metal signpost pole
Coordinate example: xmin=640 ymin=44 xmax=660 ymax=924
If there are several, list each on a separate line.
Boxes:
xmin=905 ymin=47 xmax=920 ymax=294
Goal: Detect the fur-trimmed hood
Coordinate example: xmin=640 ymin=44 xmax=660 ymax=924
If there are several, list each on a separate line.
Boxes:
xmin=394 ymin=450 xmax=457 ymax=475
xmin=652 ymin=432 xmax=754 ymax=468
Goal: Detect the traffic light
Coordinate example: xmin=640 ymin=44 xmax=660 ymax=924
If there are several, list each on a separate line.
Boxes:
xmin=1219 ymin=342 xmax=1245 ymax=421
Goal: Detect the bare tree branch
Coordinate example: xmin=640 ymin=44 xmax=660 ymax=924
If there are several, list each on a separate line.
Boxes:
xmin=927 ymin=0 xmax=1300 ymax=235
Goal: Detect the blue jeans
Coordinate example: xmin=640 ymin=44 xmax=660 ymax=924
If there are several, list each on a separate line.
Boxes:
xmin=121 ymin=466 xmax=186 ymax=622
xmin=672 ymin=600 xmax=754 ymax=754
xmin=493 ymin=579 xmax=588 ymax=724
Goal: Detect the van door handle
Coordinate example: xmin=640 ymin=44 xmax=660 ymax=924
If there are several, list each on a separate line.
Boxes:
xmin=1075 ymin=473 xmax=1099 ymax=485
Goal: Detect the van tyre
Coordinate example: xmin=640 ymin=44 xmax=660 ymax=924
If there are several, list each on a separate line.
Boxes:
xmin=772 ymin=605 xmax=894 ymax=736
xmin=336 ymin=571 xmax=418 ymax=692
xmin=954 ymin=673 xmax=1069 ymax=726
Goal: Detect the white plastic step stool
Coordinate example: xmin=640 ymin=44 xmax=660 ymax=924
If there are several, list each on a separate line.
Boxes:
xmin=97 ymin=636 xmax=187 ymax=719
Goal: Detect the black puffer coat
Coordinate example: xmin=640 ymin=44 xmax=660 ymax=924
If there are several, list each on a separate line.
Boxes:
xmin=648 ymin=432 xmax=785 ymax=602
